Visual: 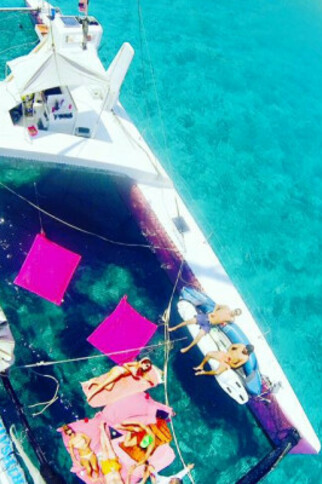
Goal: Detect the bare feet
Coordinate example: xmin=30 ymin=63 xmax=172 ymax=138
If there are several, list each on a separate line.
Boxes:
xmin=180 ymin=347 xmax=189 ymax=353
xmin=195 ymin=370 xmax=206 ymax=376
xmin=193 ymin=365 xmax=203 ymax=371
xmin=168 ymin=326 xmax=176 ymax=332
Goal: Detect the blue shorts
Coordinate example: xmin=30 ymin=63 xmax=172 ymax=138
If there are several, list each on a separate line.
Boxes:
xmin=196 ymin=313 xmax=212 ymax=334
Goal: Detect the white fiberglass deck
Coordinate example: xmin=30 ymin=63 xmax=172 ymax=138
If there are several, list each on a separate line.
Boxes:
xmin=0 ymin=84 xmax=169 ymax=188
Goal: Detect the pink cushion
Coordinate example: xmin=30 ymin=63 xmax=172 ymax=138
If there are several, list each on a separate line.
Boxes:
xmin=14 ymin=233 xmax=81 ymax=305
xmin=87 ymin=296 xmax=158 ymax=364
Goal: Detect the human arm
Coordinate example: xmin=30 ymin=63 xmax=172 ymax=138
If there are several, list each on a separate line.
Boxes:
xmin=123 ymin=362 xmax=138 ymax=375
xmin=230 ymin=357 xmax=247 ymax=369
xmin=136 ymin=436 xmax=156 ymax=467
xmin=141 ymin=372 xmax=155 ymax=386
xmin=175 ymin=463 xmax=195 ymax=480
xmin=68 ymin=442 xmax=77 ymax=464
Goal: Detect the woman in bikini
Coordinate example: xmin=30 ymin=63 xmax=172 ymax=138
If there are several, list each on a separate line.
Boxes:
xmin=87 ymin=358 xmax=153 ymax=402
xmin=99 ymin=423 xmax=124 ymax=484
xmin=115 ymin=421 xmax=156 ymax=484
xmin=62 ymin=425 xmax=99 ymax=481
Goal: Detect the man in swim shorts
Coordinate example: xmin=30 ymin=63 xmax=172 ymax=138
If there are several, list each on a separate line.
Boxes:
xmin=169 ymin=305 xmax=242 ymax=354
xmin=193 ymin=344 xmax=254 ymax=376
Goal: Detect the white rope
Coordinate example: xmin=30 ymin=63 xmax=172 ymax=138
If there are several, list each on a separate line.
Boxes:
xmin=162 ymin=260 xmax=195 ymax=484
xmin=0 ymin=40 xmax=38 ymax=57
xmin=28 ymin=372 xmax=59 ymax=417
xmin=14 ymin=337 xmax=187 ymax=369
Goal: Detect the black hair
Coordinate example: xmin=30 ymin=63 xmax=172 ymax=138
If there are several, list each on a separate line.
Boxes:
xmin=245 ymin=344 xmax=254 ymax=355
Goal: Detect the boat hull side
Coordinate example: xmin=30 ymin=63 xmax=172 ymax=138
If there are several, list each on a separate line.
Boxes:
xmin=120 ymin=181 xmax=319 ymax=455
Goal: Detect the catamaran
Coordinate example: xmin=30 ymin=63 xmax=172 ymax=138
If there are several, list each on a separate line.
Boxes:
xmin=0 ymin=1 xmax=319 ymax=483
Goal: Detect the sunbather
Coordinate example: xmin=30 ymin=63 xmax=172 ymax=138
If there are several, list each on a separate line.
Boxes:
xmin=87 ymin=358 xmax=153 ymax=402
xmin=62 ymin=425 xmax=99 ymax=481
xmin=99 ymin=423 xmax=124 ymax=484
xmin=193 ymin=344 xmax=254 ymax=375
xmin=169 ymin=306 xmax=241 ymax=354
xmin=115 ymin=420 xmax=156 ymax=484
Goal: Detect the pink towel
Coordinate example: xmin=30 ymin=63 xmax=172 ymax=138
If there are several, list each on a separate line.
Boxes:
xmin=58 ymin=393 xmax=175 ymax=484
xmin=14 ymin=233 xmax=81 ymax=305
xmin=82 ymin=365 xmax=163 ymax=408
xmin=87 ymin=296 xmax=158 ymax=364
xmin=101 ymin=392 xmax=174 ymax=425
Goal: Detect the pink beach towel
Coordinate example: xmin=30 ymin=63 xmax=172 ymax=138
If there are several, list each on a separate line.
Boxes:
xmin=101 ymin=392 xmax=174 ymax=426
xmin=14 ymin=233 xmax=81 ymax=305
xmin=82 ymin=365 xmax=163 ymax=408
xmin=87 ymin=296 xmax=158 ymax=364
xmin=59 ymin=393 xmax=175 ymax=484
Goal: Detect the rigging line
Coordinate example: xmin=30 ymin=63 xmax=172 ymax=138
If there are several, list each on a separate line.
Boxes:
xmin=136 ymin=0 xmax=154 ymax=139
xmin=13 ymin=337 xmax=188 ymax=370
xmin=0 ymin=180 xmax=179 ymax=253
xmin=136 ymin=1 xmax=188 ymax=243
xmin=27 ymin=370 xmax=59 ymax=417
xmin=111 ymin=110 xmax=163 ymax=179
xmin=0 ymin=40 xmax=38 ymax=57
xmin=137 ymin=0 xmax=170 ymax=166
xmin=112 ymin=107 xmax=190 ymax=258
xmin=33 ymin=182 xmax=44 ymax=234
xmin=162 ymin=260 xmax=195 ymax=484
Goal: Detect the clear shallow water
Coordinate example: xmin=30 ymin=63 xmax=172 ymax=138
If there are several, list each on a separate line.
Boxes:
xmin=0 ymin=0 xmax=322 ymax=483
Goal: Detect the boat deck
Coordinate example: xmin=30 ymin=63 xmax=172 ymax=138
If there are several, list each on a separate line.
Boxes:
xmin=0 ymin=83 xmax=170 ymax=188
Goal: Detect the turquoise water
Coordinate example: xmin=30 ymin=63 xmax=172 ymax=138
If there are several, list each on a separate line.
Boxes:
xmin=0 ymin=0 xmax=322 ymax=483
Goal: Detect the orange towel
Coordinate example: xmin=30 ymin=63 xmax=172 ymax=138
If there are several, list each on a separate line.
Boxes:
xmin=118 ymin=419 xmax=172 ymax=462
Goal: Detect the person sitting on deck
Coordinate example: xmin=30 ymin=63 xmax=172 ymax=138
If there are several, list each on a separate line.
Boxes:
xmin=87 ymin=358 xmax=154 ymax=402
xmin=193 ymin=344 xmax=254 ymax=376
xmin=99 ymin=423 xmax=124 ymax=484
xmin=139 ymin=463 xmax=195 ymax=484
xmin=169 ymin=305 xmax=242 ymax=354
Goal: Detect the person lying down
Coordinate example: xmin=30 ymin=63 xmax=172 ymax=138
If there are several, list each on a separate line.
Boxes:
xmin=87 ymin=358 xmax=154 ymax=402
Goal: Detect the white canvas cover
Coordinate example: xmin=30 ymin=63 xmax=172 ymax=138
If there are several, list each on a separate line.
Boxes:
xmin=7 ymin=45 xmax=108 ymax=96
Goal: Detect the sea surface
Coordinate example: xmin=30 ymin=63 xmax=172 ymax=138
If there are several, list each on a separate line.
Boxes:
xmin=0 ymin=0 xmax=321 ymax=483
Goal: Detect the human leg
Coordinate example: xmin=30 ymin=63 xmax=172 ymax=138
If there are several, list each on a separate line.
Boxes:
xmin=169 ymin=319 xmax=196 ymax=332
xmin=180 ymin=330 xmax=206 ymax=354
xmin=100 ymin=424 xmax=117 ymax=460
xmin=88 ymin=367 xmax=125 ymax=401
xmin=193 ymin=351 xmax=218 ymax=371
xmin=80 ymin=457 xmax=94 ymax=478
xmin=89 ymin=454 xmax=99 ymax=477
